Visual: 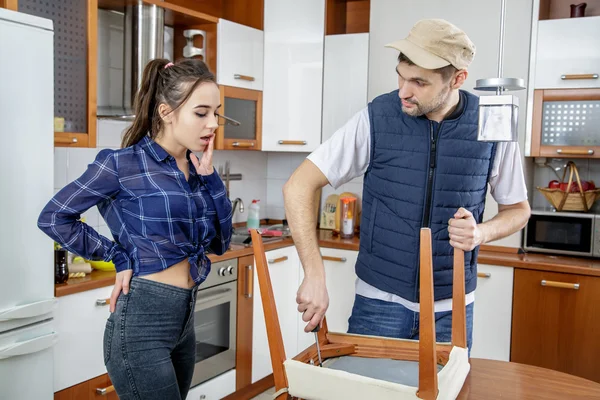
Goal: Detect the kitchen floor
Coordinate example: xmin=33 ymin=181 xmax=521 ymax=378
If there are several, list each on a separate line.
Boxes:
xmin=250 ymin=387 xmax=275 ymax=399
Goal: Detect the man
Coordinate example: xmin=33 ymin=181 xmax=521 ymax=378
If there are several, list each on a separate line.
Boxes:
xmin=283 ymin=19 xmax=530 ymax=350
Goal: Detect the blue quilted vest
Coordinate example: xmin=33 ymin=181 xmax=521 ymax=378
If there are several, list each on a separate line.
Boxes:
xmin=356 ymin=89 xmax=497 ymax=302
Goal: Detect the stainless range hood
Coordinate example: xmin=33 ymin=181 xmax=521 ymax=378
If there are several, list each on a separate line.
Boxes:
xmin=97 ymin=1 xmax=164 ymax=120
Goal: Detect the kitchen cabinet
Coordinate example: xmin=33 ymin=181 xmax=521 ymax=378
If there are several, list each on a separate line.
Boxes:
xmin=511 ymin=269 xmax=600 ymax=383
xmin=54 ymin=285 xmax=114 ymax=392
xmin=534 ymin=16 xmax=600 ymax=90
xmin=186 ymin=369 xmax=236 ymax=400
xmin=235 ymin=254 xmax=254 ymax=390
xmin=321 ymin=33 xmax=369 ymax=144
xmin=54 ymin=373 xmax=117 ymax=400
xmin=296 ymin=248 xmax=358 ymax=353
xmin=251 ymin=245 xmax=300 ymax=383
xmin=18 ymin=0 xmax=97 ymax=148
xmin=470 ymin=264 xmax=514 ymax=361
xmin=215 ymin=85 xmax=262 ymax=151
xmin=530 ymin=88 xmax=600 ymax=158
xmin=261 ymin=0 xmax=325 ymax=152
xmin=217 ymin=19 xmax=263 ymax=91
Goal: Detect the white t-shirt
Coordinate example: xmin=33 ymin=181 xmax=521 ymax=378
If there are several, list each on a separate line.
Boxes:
xmin=307 ymin=107 xmax=528 ymax=313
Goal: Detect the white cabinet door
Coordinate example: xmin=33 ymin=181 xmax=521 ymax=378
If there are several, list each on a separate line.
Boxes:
xmin=321 ymin=34 xmax=369 ymax=144
xmin=252 ymin=246 xmax=300 ymax=383
xmin=261 ymin=0 xmax=325 ymax=152
xmin=470 ymin=264 xmax=514 ymax=361
xmin=535 ymin=16 xmax=600 ymax=89
xmin=54 ymin=285 xmax=114 ymax=391
xmin=217 ymin=19 xmax=264 ymax=90
xmin=186 ymin=369 xmax=236 ymax=400
xmin=296 ymin=248 xmax=359 ymax=353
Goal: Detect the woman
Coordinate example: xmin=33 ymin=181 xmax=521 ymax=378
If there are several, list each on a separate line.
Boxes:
xmin=38 ymin=59 xmax=233 ymax=399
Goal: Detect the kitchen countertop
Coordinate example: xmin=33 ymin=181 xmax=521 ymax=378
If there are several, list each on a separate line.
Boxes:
xmin=55 ymin=230 xmax=600 ymax=297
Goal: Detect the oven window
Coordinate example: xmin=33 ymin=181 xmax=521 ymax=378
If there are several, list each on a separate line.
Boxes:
xmin=224 ymin=97 xmax=256 ymax=140
xmin=527 ymin=215 xmax=592 ymax=253
xmin=194 ymin=302 xmax=231 ymax=362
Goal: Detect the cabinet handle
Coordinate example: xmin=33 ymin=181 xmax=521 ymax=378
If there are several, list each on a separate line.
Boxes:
xmin=541 ymin=280 xmax=580 ymax=290
xmin=278 ymin=140 xmax=307 ymax=145
xmin=561 ymin=74 xmax=598 ymax=80
xmin=95 ymin=298 xmax=110 ymax=306
xmin=96 ymin=385 xmax=115 ymax=395
xmin=322 ymin=256 xmax=347 ymax=262
xmin=477 ymin=272 xmax=491 ymax=278
xmin=245 ymin=265 xmax=253 ymax=298
xmin=556 ymin=149 xmax=594 ymax=155
xmin=234 ymin=74 xmax=255 ymax=82
xmin=232 ymin=142 xmax=255 ymax=148
xmin=54 ymin=137 xmax=78 ymax=144
xmin=268 ymin=256 xmax=288 ymax=264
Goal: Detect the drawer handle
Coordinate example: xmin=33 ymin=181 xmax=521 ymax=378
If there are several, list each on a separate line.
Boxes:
xmin=95 ymin=298 xmax=110 ymax=306
xmin=268 ymin=256 xmax=288 ymax=264
xmin=561 ymin=74 xmax=598 ymax=80
xmin=234 ymin=74 xmax=255 ymax=82
xmin=541 ymin=280 xmax=580 ymax=290
xmin=278 ymin=140 xmax=307 ymax=145
xmin=232 ymin=142 xmax=255 ymax=148
xmin=96 ymin=385 xmax=115 ymax=395
xmin=556 ymin=149 xmax=594 ymax=155
xmin=245 ymin=265 xmax=253 ymax=298
xmin=54 ymin=137 xmax=78 ymax=144
xmin=477 ymin=272 xmax=491 ymax=278
xmin=322 ymin=256 xmax=347 ymax=262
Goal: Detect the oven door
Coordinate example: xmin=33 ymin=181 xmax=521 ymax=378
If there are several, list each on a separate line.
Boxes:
xmin=524 ymin=212 xmax=594 ymax=256
xmin=190 ymin=280 xmax=237 ymax=387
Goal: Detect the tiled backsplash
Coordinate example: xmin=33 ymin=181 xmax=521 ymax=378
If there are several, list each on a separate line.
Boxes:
xmin=53 ymin=121 xmax=320 ymax=236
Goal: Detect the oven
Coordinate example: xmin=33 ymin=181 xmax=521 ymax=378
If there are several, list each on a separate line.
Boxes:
xmin=190 ymin=259 xmax=238 ymax=387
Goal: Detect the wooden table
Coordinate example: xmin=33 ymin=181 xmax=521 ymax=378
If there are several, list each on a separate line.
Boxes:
xmin=459 ymin=358 xmax=600 ymax=399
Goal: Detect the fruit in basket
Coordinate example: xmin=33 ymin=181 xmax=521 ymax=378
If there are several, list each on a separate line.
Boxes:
xmin=553 ymin=180 xmax=596 ymax=192
xmin=548 ymin=180 xmax=560 ymax=189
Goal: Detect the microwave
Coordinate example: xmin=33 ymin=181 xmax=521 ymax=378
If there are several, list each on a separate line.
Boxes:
xmin=524 ymin=210 xmax=600 ymax=258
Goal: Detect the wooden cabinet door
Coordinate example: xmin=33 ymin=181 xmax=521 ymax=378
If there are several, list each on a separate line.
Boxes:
xmin=511 ymin=269 xmax=600 ymax=383
xmin=54 ymin=373 xmax=117 ymax=400
xmin=235 ymin=254 xmax=254 ymax=390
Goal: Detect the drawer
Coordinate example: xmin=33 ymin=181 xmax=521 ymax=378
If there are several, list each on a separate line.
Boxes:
xmin=54 ymin=285 xmax=114 ymax=391
xmin=186 ymin=369 xmax=236 ymax=400
xmin=535 ymin=17 xmax=600 ymax=89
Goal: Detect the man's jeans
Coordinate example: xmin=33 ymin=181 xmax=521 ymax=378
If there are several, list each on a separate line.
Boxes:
xmin=347 ymin=294 xmax=474 ymax=352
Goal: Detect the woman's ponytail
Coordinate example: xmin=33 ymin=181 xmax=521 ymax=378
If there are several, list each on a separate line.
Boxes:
xmin=121 ymin=59 xmax=170 ymax=148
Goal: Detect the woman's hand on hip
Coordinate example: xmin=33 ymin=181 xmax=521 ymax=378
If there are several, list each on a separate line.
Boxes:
xmin=110 ymin=270 xmax=133 ymax=313
xmin=190 ymin=135 xmax=215 ymax=176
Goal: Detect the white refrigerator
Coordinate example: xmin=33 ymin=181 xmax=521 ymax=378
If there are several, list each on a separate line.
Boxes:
xmin=0 ymin=7 xmax=57 ymax=400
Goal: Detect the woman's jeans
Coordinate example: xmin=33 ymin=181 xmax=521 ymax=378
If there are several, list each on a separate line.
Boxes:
xmin=347 ymin=294 xmax=474 ymax=353
xmin=104 ymin=277 xmax=198 ymax=400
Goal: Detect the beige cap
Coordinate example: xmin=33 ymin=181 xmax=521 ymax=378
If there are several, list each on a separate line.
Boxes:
xmin=385 ymin=19 xmax=476 ymax=70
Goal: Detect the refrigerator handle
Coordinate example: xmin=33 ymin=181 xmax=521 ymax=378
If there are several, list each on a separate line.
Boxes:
xmin=0 ymin=299 xmax=57 ymax=321
xmin=0 ymin=332 xmax=58 ymax=360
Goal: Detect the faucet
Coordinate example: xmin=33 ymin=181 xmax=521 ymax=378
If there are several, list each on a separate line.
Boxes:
xmin=231 ymin=197 xmax=244 ymax=220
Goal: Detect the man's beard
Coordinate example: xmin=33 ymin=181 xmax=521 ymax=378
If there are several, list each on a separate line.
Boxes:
xmin=401 ymin=86 xmax=451 ymax=117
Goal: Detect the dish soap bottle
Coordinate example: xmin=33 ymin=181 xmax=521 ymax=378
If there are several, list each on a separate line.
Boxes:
xmin=247 ymin=199 xmax=261 ymax=229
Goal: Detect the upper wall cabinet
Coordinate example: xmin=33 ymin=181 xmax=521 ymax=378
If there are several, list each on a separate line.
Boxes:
xmin=217 ymin=19 xmax=263 ymax=90
xmin=321 ymin=33 xmax=369 ymax=144
xmin=534 ymin=16 xmax=600 ymax=89
xmin=261 ymin=0 xmax=326 ymax=152
xmin=18 ymin=0 xmax=97 ymax=148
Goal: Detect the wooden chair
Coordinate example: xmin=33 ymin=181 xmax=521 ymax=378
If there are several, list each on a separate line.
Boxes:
xmin=250 ymin=228 xmax=470 ymax=400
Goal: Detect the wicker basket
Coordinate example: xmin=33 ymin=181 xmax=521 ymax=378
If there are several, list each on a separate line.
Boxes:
xmin=537 ymin=161 xmax=600 ymax=212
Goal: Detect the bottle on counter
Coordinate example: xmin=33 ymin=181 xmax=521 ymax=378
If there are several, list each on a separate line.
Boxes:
xmin=339 ymin=196 xmax=357 ymax=239
xmin=54 ymin=248 xmax=69 ymax=284
xmin=247 ymin=199 xmax=261 ymax=229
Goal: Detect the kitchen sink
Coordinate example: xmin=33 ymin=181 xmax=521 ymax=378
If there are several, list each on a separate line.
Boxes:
xmin=229 ymin=227 xmax=287 ymax=247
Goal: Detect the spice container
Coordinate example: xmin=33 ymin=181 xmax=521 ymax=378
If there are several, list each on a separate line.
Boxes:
xmin=338 ymin=197 xmax=357 ymax=238
xmin=54 ymin=248 xmax=69 ymax=284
